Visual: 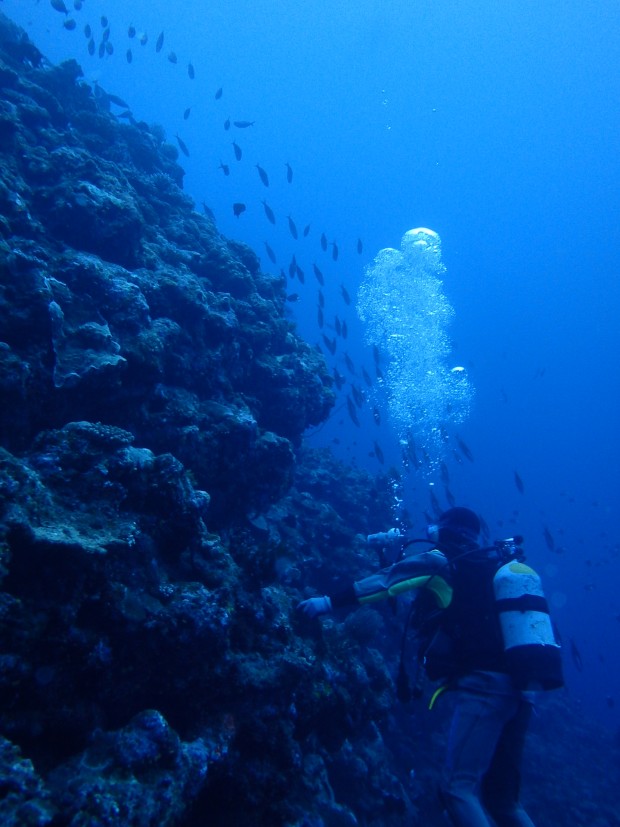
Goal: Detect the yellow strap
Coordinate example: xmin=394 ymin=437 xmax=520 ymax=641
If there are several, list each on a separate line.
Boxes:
xmin=428 ymin=684 xmax=449 ymax=710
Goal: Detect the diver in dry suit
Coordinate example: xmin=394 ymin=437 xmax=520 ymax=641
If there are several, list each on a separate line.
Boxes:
xmin=298 ymin=507 xmax=564 ymax=827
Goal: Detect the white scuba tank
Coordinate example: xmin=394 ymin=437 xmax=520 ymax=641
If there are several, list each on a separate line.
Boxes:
xmin=493 ymin=561 xmax=564 ymax=690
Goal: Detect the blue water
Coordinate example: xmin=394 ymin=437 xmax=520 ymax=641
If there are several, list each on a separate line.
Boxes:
xmin=5 ymin=0 xmax=620 ymax=726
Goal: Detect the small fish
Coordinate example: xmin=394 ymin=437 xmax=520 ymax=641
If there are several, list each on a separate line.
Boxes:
xmin=318 ymin=290 xmax=325 ymax=309
xmin=232 ymin=141 xmax=242 ymax=161
xmin=357 ymin=238 xmax=363 ymax=254
xmin=264 ymin=242 xmax=276 ymax=264
xmin=455 ymin=435 xmax=474 ymax=462
xmin=106 ymin=93 xmax=129 ymax=108
xmin=312 ymin=264 xmax=324 ymax=285
xmin=373 ymin=345 xmax=381 ymax=365
xmin=98 ymin=41 xmax=105 ymax=58
xmin=286 ymin=293 xmax=300 ymax=302
xmin=188 ymin=62 xmax=195 ymax=79
xmin=261 ymin=201 xmax=276 ymax=225
xmin=445 ymin=486 xmax=456 ymax=508
xmin=183 ymin=107 xmax=191 ymax=121
xmin=346 ymin=395 xmax=360 ymax=427
xmin=168 ymin=51 xmax=178 ymax=64
xmin=128 ymin=24 xmax=136 ymax=38
xmin=295 ymin=265 xmax=305 ymax=284
xmin=50 ymin=0 xmax=68 ymax=14
xmin=322 ymin=335 xmax=337 ymax=356
xmin=340 ymin=285 xmax=351 ymax=305
xmin=334 ymin=316 xmax=342 ymax=336
xmin=234 ymin=120 xmax=255 ymax=128
xmin=362 ymin=367 xmax=372 ymax=387
xmin=514 ymin=471 xmax=524 ymax=494
xmin=543 ymin=525 xmax=555 ymax=552
xmin=373 ymin=441 xmax=385 ymax=464
xmin=320 ymin=233 xmax=328 ymax=251
xmin=88 ymin=38 xmax=95 ymax=55
xmin=126 ymin=48 xmax=133 ymax=63
xmin=344 ymin=352 xmax=356 ymax=375
xmin=351 ymin=384 xmax=364 ymax=408
xmin=139 ymin=32 xmax=148 ymax=46
xmin=101 ymin=16 xmax=108 ymax=27
xmin=303 ymin=224 xmax=311 ymax=238
xmin=105 ymin=41 xmax=114 ymax=56
xmin=84 ymin=24 xmax=91 ymax=38
xmin=156 ymin=31 xmax=164 ymax=53
xmin=102 ymin=26 xmax=110 ymax=42
xmin=232 ymin=202 xmax=246 ymax=218
xmin=224 ymin=117 xmax=231 ymax=131
xmin=317 ymin=306 xmax=324 ymax=328
xmin=332 ymin=241 xmax=339 ymax=261
xmin=215 ymin=87 xmax=223 ymax=100
xmin=341 ymin=320 xmax=348 ymax=339
xmin=375 ymin=365 xmax=384 ymax=381
xmin=218 ymin=161 xmax=230 ymax=176
xmin=175 ymin=134 xmax=190 ymax=157
xmin=570 ymin=639 xmax=583 ymax=672
xmin=63 ymin=18 xmax=77 ymax=30
xmin=73 ymin=0 xmax=83 ymax=9
xmin=333 ymin=368 xmax=346 ymax=390
xmin=285 ymin=162 xmax=293 ymax=183
xmin=287 ymin=215 xmax=298 ymax=240
xmin=288 ymin=255 xmax=297 ymax=279
xmin=256 ymin=164 xmax=269 ymax=187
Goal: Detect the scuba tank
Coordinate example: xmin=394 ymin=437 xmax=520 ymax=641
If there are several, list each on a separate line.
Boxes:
xmin=493 ymin=559 xmax=564 ymax=690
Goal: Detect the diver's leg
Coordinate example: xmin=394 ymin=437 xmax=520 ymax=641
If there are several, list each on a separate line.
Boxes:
xmin=481 ymin=698 xmax=536 ymax=827
xmin=440 ymin=673 xmax=515 ymax=827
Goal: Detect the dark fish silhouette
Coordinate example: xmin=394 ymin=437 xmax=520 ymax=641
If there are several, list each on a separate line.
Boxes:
xmin=74 ymin=0 xmax=84 ymax=10
xmin=188 ymin=62 xmax=195 ymax=79
xmin=375 ymin=365 xmax=384 ymax=381
xmin=224 ymin=117 xmax=231 ymax=130
xmin=88 ymin=38 xmax=95 ymax=55
xmin=264 ymin=242 xmax=276 ymax=264
xmin=218 ymin=161 xmax=230 ymax=176
xmin=344 ymin=352 xmax=355 ymax=374
xmin=101 ymin=15 xmax=108 ymax=27
xmin=105 ymin=42 xmax=114 ymax=56
xmin=183 ymin=107 xmax=191 ymax=120
xmin=357 ymin=238 xmax=363 ymax=254
xmin=362 ymin=367 xmax=372 ymax=387
xmin=156 ymin=31 xmax=164 ymax=52
xmin=570 ymin=639 xmax=583 ymax=672
xmin=215 ymin=87 xmax=223 ymax=99
xmin=341 ymin=320 xmax=348 ymax=339
xmin=168 ymin=52 xmax=178 ymax=64
xmin=514 ymin=471 xmax=524 ymax=494
xmin=285 ymin=162 xmax=293 ymax=183
xmin=256 ymin=164 xmax=269 ymax=187
xmin=317 ymin=306 xmax=324 ymax=328
xmin=313 ymin=264 xmax=324 ymax=285
xmin=373 ymin=345 xmax=381 ymax=365
xmin=334 ymin=316 xmax=342 ymax=336
xmin=296 ymin=265 xmax=305 ymax=284
xmin=84 ymin=24 xmax=92 ymax=38
xmin=543 ymin=525 xmax=555 ymax=552
xmin=232 ymin=202 xmax=246 ymax=218
xmin=126 ymin=49 xmax=133 ymax=63
xmin=332 ymin=241 xmax=339 ymax=261
xmin=445 ymin=486 xmax=456 ymax=508
xmin=127 ymin=24 xmax=136 ymax=38
xmin=455 ymin=435 xmax=474 ymax=462
xmin=288 ymin=255 xmax=297 ymax=278
xmin=234 ymin=120 xmax=255 ymax=128
xmin=261 ymin=201 xmax=276 ymax=224
xmin=139 ymin=32 xmax=148 ymax=46
xmin=98 ymin=42 xmax=105 ymax=58
xmin=346 ymin=395 xmax=360 ymax=427
xmin=287 ymin=215 xmax=298 ymax=240
xmin=102 ymin=27 xmax=110 ymax=42
xmin=351 ymin=384 xmax=364 ymax=408
xmin=340 ymin=285 xmax=351 ymax=305
xmin=373 ymin=441 xmax=385 ymax=464
xmin=322 ymin=335 xmax=337 ymax=356
xmin=232 ymin=141 xmax=242 ymax=160
xmin=63 ymin=18 xmax=77 ymax=30
xmin=175 ymin=134 xmax=189 ymax=157
xmin=318 ymin=290 xmax=325 ymax=309
xmin=50 ymin=0 xmax=68 ymax=13
xmin=320 ymin=233 xmax=328 ymax=251
xmin=287 ymin=293 xmax=300 ymax=302
xmin=303 ymin=224 xmax=311 ymax=238
xmin=333 ymin=368 xmax=346 ymax=390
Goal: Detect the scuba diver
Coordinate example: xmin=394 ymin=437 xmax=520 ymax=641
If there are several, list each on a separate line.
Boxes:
xmin=298 ymin=506 xmax=564 ymax=827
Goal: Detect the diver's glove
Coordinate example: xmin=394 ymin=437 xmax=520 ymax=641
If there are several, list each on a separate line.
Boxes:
xmin=297 ymin=596 xmax=332 ymax=618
